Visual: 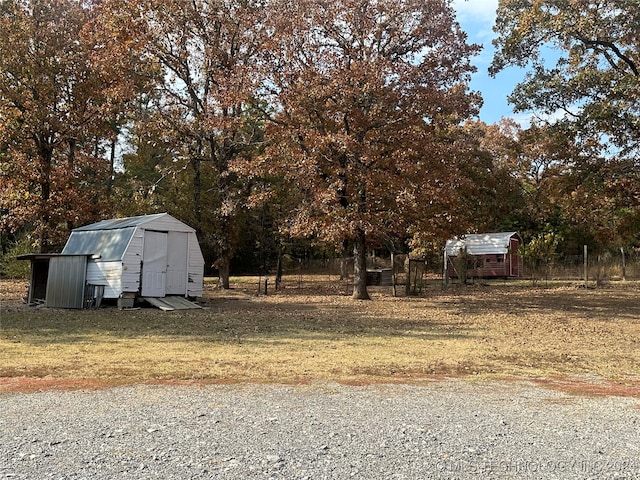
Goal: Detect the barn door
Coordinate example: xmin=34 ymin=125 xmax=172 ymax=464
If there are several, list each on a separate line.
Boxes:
xmin=166 ymin=231 xmax=188 ymax=295
xmin=142 ymin=231 xmax=167 ymax=297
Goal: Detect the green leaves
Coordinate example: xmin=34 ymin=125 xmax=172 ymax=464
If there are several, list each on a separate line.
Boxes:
xmin=492 ymin=0 xmax=640 ymax=154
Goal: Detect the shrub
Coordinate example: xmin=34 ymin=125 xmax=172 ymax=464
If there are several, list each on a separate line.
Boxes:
xmin=0 ymin=235 xmax=34 ymax=279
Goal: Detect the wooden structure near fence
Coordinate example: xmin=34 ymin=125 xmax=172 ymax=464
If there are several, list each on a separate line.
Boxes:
xmin=444 ymin=232 xmax=523 ymax=282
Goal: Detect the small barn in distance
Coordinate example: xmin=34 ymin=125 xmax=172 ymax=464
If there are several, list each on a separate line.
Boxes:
xmin=445 ymin=232 xmax=523 ymax=280
xmin=20 ymin=213 xmax=205 ymax=309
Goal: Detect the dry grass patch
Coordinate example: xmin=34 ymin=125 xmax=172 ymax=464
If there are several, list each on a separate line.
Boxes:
xmin=1 ymin=277 xmax=639 ymax=394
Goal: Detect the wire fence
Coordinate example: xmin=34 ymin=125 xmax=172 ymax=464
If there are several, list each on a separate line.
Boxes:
xmin=290 ymin=248 xmax=640 ymax=290
xmin=539 ymin=249 xmax=640 ymax=284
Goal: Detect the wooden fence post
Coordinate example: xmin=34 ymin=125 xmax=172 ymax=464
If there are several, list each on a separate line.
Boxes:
xmin=583 ymin=245 xmax=588 ymax=289
xmin=443 ymin=249 xmax=448 ymax=289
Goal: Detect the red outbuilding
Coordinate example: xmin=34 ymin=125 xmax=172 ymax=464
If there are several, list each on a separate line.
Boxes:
xmin=445 ymin=232 xmax=523 ymax=279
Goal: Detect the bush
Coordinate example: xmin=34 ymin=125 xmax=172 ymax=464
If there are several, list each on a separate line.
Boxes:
xmin=0 ymin=236 xmax=34 ymax=279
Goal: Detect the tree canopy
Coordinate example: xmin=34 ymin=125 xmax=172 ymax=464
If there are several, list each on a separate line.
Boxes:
xmin=491 ymin=0 xmax=640 ymax=156
xmin=1 ymin=0 xmax=108 ymax=250
xmin=2 ymin=0 xmax=639 ymax=292
xmin=96 ymin=0 xmax=271 ymax=288
xmin=491 ymin=0 xmax=640 ymax=249
xmin=255 ymin=0 xmax=481 ymax=298
xmin=0 ymin=0 xmax=149 ymax=251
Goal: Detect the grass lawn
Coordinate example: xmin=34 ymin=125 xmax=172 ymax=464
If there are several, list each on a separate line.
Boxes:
xmin=1 ymin=276 xmax=639 ymax=395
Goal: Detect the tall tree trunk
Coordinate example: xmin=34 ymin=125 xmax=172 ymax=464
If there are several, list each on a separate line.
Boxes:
xmin=66 ymin=139 xmax=76 ymax=232
xmin=108 ymin=136 xmax=116 ymax=196
xmin=191 ymin=156 xmax=202 ymax=231
xmin=217 ymin=255 xmax=231 ymax=289
xmin=214 ymin=142 xmax=234 ymax=290
xmin=37 ymin=143 xmax=53 ymax=253
xmin=352 ymin=229 xmax=370 ymax=300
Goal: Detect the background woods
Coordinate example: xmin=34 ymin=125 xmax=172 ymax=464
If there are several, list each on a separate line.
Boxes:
xmin=1 ymin=0 xmax=114 ymax=252
xmin=1 ymin=0 xmax=639 ymax=294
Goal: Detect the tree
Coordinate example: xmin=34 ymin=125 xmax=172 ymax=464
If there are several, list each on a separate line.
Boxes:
xmin=454 ymin=119 xmax=527 ymax=233
xmin=519 ymin=230 xmax=561 ymax=285
xmin=111 ymin=118 xmax=174 ymax=217
xmin=490 ymin=1 xmax=640 ymax=251
xmin=510 ymin=122 xmax=640 ymax=253
xmin=0 ymin=0 xmax=148 ymax=252
xmin=101 ymin=0 xmax=269 ymax=288
xmin=260 ymin=0 xmax=481 ymax=299
xmin=0 ymin=0 xmax=112 ymax=251
xmin=491 ymin=0 xmax=640 ymax=157
xmin=540 ymin=142 xmax=640 ymax=251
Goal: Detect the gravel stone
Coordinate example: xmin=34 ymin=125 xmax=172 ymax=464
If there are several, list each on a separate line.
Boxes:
xmin=1 ymin=380 xmax=639 ymax=479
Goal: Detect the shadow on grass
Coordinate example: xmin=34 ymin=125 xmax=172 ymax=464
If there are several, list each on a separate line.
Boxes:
xmin=447 ymin=286 xmax=640 ymax=321
xmin=2 ymin=283 xmax=638 ymax=347
xmin=0 ymin=296 xmax=475 ymax=346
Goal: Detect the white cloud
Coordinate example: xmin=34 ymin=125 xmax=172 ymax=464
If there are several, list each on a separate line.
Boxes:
xmin=510 ymin=108 xmax=582 ymax=129
xmin=452 ymin=0 xmax=500 ymax=46
xmin=452 ymin=0 xmax=499 ymax=25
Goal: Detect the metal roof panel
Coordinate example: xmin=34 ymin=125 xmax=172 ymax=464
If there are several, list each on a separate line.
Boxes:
xmin=73 ymin=213 xmax=167 ymax=231
xmin=62 ymin=227 xmax=135 ymax=261
xmin=445 ymin=232 xmax=520 ymax=256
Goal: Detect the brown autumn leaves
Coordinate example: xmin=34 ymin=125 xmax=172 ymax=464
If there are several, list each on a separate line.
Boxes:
xmin=1 ymin=0 xmax=482 ymax=298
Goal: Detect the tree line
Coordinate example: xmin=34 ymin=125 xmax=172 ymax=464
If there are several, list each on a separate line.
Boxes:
xmin=1 ymin=0 xmax=639 ymax=298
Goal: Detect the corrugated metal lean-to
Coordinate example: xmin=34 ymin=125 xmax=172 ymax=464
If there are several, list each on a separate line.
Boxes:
xmin=44 ymin=255 xmax=88 ymax=308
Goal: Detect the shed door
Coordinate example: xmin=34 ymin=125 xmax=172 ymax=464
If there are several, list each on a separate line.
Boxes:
xmin=142 ymin=231 xmax=167 ymax=297
xmin=166 ymin=231 xmax=188 ymax=295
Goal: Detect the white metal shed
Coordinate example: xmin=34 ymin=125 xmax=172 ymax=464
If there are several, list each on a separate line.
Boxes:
xmin=62 ymin=213 xmax=205 ymax=300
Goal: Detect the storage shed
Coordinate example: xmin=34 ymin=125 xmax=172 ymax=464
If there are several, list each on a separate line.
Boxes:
xmin=61 ymin=213 xmax=205 ymax=304
xmin=445 ymin=232 xmax=523 ymax=279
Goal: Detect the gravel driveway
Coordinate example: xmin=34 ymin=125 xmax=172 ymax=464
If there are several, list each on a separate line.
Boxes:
xmin=1 ymin=380 xmax=639 ymax=479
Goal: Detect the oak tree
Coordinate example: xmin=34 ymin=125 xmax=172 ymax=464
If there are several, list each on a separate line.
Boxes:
xmin=101 ymin=0 xmax=270 ymax=288
xmin=491 ymin=1 xmax=640 ymax=250
xmin=260 ymin=0 xmax=481 ymax=298
xmin=491 ymin=0 xmax=640 ymax=156
xmin=0 ymin=0 xmax=112 ymax=251
xmin=1 ymin=0 xmax=149 ymax=251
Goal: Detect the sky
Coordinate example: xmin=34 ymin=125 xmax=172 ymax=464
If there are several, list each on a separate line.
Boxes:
xmin=452 ymin=0 xmax=529 ymax=125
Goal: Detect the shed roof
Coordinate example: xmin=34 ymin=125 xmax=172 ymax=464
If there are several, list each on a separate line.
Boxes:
xmin=62 ymin=227 xmax=135 ymax=261
xmin=72 ymin=213 xmax=168 ymax=231
xmin=445 ymin=232 xmax=521 ymax=256
xmin=17 ymin=253 xmax=94 ymax=260
xmin=61 ymin=213 xmax=195 ymax=261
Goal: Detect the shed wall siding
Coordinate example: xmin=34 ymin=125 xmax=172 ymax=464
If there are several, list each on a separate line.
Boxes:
xmin=122 ymin=232 xmax=143 ymax=293
xmin=86 ymin=261 xmax=123 ymax=299
xmin=468 ymin=255 xmax=509 ymax=278
xmin=187 ymin=233 xmax=204 ymax=297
